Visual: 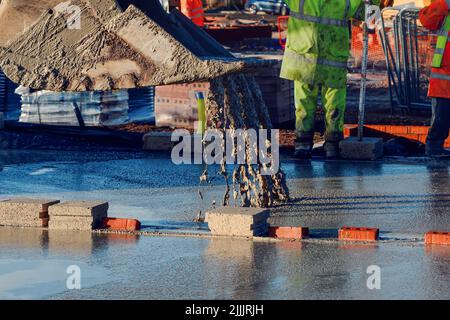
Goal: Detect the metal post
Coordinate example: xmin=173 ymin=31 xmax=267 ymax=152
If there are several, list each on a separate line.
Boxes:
xmin=195 ymin=91 xmax=206 ymax=135
xmin=358 ymin=1 xmax=371 ymax=141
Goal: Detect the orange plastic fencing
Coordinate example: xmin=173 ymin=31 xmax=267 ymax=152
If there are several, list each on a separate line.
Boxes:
xmin=350 ymin=26 xmax=387 ymax=69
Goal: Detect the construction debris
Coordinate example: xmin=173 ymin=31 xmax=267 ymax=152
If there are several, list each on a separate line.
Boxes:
xmin=205 ymin=206 xmax=270 ymax=237
xmin=48 ymin=201 xmax=109 ymax=230
xmin=0 ymin=198 xmax=60 ymax=228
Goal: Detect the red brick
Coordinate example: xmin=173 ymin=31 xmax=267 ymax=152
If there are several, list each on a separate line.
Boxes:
xmin=424 ymin=231 xmax=450 ymax=246
xmin=338 ymin=226 xmax=379 ymax=242
xmin=345 ymin=124 xmax=450 ymax=147
xmin=102 ymin=218 xmax=141 ymax=231
xmin=444 ymin=138 xmax=450 ymax=148
xmin=268 ymin=226 xmax=309 ymax=239
xmin=409 ymin=126 xmax=430 ymax=134
xmin=367 ymin=125 xmax=387 ymax=132
xmin=390 ymin=126 xmax=410 ymax=134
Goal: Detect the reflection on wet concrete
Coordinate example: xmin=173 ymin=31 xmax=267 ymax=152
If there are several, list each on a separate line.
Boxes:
xmin=0 ymin=227 xmax=140 ymax=255
xmin=424 ymin=245 xmax=450 ymax=258
xmin=47 ymin=230 xmax=102 ymax=255
xmin=0 ymin=227 xmax=47 ymax=250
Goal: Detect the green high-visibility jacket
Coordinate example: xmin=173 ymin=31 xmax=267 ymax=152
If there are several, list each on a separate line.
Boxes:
xmin=280 ymin=0 xmax=381 ymax=88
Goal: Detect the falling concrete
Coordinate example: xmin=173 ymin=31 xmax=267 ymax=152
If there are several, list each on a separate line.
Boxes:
xmin=204 ymin=74 xmax=290 ymax=208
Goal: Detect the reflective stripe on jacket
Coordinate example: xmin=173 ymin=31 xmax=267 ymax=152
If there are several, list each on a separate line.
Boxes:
xmin=280 ymin=0 xmax=380 ymax=88
xmin=181 ymin=0 xmax=204 ymax=27
xmin=419 ymin=0 xmax=450 ymax=99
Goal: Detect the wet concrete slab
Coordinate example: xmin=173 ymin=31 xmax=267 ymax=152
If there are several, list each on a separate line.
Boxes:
xmin=0 ymin=228 xmax=449 ymax=300
xmin=0 ymin=150 xmax=448 ymax=299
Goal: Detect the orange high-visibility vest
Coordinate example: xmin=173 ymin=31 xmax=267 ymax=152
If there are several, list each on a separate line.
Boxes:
xmin=419 ymin=0 xmax=450 ymax=99
xmin=181 ymin=0 xmax=204 ymax=27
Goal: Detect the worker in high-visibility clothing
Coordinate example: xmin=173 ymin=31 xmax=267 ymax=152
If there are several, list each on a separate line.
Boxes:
xmin=419 ymin=0 xmax=450 ymax=157
xmin=180 ymin=0 xmax=205 ymax=27
xmin=281 ymin=0 xmax=380 ymax=159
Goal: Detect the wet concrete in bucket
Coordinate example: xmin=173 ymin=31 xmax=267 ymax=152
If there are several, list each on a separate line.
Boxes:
xmin=0 ymin=149 xmax=449 ymax=299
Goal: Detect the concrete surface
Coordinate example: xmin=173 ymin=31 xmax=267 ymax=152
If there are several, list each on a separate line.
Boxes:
xmin=0 ymin=149 xmax=448 ymax=299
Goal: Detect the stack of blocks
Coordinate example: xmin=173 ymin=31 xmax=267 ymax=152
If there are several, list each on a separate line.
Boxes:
xmin=0 ymin=198 xmax=60 ymax=227
xmin=48 ymin=201 xmax=109 ymax=231
xmin=205 ymin=207 xmax=270 ymax=237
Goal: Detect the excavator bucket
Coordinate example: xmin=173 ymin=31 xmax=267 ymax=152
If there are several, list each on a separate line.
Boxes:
xmin=0 ymin=0 xmax=248 ymax=92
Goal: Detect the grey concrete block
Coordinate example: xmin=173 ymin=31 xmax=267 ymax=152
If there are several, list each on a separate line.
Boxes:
xmin=143 ymin=132 xmax=176 ymax=151
xmin=50 ymin=215 xmax=103 ymax=223
xmin=0 ymin=198 xmax=60 ymax=218
xmin=48 ymin=218 xmax=102 ymax=231
xmin=205 ymin=207 xmax=270 ymax=237
xmin=49 ymin=201 xmax=108 ymax=217
xmin=340 ymin=137 xmax=384 ymax=160
xmin=0 ymin=212 xmax=48 ymax=220
xmin=0 ymin=217 xmax=48 ymax=227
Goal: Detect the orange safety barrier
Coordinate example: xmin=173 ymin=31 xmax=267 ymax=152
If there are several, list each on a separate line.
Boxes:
xmin=339 ymin=227 xmax=379 ymax=242
xmin=425 ymin=231 xmax=450 ymax=246
xmin=351 ymin=25 xmax=386 ymax=69
xmin=269 ymin=226 xmax=309 ymax=239
xmin=102 ymin=217 xmax=141 ymax=231
xmin=344 ymin=124 xmax=450 ymax=148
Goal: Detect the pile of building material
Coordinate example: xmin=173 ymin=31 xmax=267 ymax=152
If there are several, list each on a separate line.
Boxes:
xmin=18 ymin=90 xmax=130 ymax=126
xmin=48 ymin=201 xmax=109 ymax=231
xmin=205 ymin=207 xmax=270 ymax=237
xmin=0 ymin=198 xmax=60 ymax=227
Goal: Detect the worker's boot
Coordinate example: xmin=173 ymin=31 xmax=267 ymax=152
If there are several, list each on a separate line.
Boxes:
xmin=425 ymin=141 xmax=450 ymax=158
xmin=324 ymin=132 xmax=343 ymax=159
xmin=293 ymin=133 xmax=314 ymax=159
xmin=293 ymin=142 xmax=313 ymax=159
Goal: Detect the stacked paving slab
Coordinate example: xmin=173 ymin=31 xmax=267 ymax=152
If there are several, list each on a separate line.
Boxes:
xmin=48 ymin=201 xmax=108 ymax=231
xmin=0 ymin=198 xmax=60 ymax=227
xmin=205 ymin=207 xmax=270 ymax=237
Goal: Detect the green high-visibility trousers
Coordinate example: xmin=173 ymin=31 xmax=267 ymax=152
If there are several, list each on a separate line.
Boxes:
xmin=294 ymin=81 xmax=346 ymax=143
